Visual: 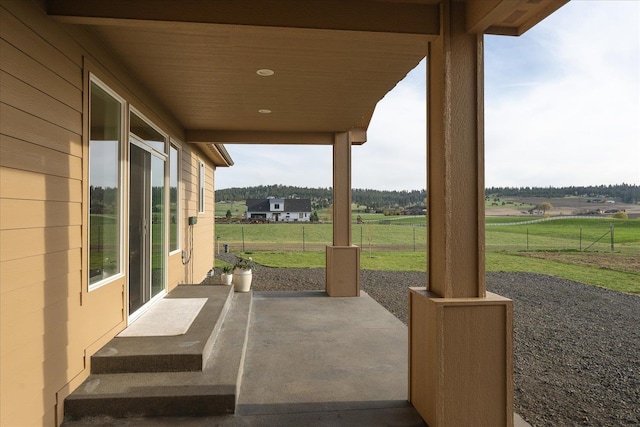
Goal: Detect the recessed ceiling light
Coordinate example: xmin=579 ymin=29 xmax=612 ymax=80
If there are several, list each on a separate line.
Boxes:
xmin=258 ymin=109 xmax=272 ymax=114
xmin=256 ymin=69 xmax=274 ymax=76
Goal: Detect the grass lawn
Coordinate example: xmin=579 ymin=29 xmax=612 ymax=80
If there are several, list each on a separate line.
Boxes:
xmin=218 ymin=217 xmax=640 ymax=295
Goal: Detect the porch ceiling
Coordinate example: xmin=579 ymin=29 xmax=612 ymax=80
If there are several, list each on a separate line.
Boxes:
xmin=47 ymin=0 xmax=567 ymax=147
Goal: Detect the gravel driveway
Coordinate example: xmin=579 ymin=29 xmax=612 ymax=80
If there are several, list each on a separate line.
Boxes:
xmin=216 ymin=255 xmax=640 ymax=426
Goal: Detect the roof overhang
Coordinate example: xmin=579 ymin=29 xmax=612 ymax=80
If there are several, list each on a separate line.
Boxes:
xmin=47 ymin=0 xmax=569 ymax=159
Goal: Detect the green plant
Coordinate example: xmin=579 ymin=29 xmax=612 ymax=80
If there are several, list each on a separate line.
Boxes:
xmin=234 ymin=257 xmax=257 ymax=271
xmin=222 ymin=265 xmax=233 ymax=274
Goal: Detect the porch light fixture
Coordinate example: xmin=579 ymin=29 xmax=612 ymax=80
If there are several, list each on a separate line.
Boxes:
xmin=258 ymin=109 xmax=272 ymax=114
xmin=256 ymin=69 xmax=274 ymax=76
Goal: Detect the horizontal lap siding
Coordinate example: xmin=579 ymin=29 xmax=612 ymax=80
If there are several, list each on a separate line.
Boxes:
xmin=180 ymin=146 xmax=215 ymax=283
xmin=0 ymin=3 xmax=110 ymax=426
xmin=1 ymin=1 xmax=217 ymax=425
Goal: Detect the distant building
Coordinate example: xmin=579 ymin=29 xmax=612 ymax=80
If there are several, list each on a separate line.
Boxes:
xmin=246 ymin=198 xmax=312 ymax=222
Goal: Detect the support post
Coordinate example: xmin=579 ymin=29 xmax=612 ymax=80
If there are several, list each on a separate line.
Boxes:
xmin=326 ymin=132 xmax=360 ymax=296
xmin=409 ymin=1 xmax=513 ymax=425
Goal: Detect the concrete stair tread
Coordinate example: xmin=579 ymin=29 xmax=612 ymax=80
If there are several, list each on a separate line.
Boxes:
xmin=91 ymin=285 xmax=234 ymax=374
xmin=64 ymin=289 xmax=252 ymax=420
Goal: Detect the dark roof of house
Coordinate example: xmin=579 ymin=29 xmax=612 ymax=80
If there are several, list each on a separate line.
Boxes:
xmin=283 ymin=199 xmax=312 ymax=212
xmin=245 ymin=199 xmax=271 ymax=212
xmin=246 ymin=199 xmax=311 ymax=212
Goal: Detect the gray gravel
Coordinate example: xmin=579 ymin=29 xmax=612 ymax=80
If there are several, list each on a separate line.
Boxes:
xmin=215 ymin=255 xmax=640 ymax=426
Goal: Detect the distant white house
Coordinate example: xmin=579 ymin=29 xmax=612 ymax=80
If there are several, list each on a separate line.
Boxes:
xmin=245 ymin=198 xmax=312 ymax=222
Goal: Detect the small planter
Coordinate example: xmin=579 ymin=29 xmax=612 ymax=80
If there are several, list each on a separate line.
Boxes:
xmin=233 ymin=269 xmax=252 ymax=292
xmin=221 ymin=273 xmax=233 ymax=286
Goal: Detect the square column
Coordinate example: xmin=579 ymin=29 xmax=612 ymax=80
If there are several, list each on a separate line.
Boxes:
xmin=409 ymin=1 xmax=513 ymax=425
xmin=409 ymin=288 xmax=513 ymax=426
xmin=326 ymin=132 xmax=360 ymax=297
xmin=326 ymin=246 xmax=360 ymax=297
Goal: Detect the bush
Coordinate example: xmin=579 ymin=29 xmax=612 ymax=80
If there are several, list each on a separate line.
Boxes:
xmin=612 ymin=211 xmax=628 ymax=219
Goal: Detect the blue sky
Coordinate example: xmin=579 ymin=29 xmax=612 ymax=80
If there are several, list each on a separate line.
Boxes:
xmin=217 ymin=1 xmax=639 ymax=191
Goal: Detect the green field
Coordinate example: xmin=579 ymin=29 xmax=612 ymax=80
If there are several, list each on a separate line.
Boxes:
xmin=215 ymin=217 xmax=640 ymax=294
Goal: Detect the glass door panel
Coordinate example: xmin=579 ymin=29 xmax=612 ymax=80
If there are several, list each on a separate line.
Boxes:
xmin=129 ymin=144 xmax=150 ymax=314
xmin=129 ymin=142 xmax=166 ymax=316
xmin=151 ymin=155 xmax=165 ymax=298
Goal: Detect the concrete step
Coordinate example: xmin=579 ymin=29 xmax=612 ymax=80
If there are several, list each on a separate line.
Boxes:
xmin=63 ymin=288 xmax=252 ymax=421
xmin=91 ymin=285 xmax=234 ymax=374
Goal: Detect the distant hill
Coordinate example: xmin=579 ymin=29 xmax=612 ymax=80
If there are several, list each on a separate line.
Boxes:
xmin=486 ymin=184 xmax=639 ymax=204
xmin=215 ymin=184 xmax=639 ymax=210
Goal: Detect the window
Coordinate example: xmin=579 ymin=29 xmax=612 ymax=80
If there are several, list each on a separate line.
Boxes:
xmin=199 ymin=160 xmax=205 ymax=213
xmin=89 ymin=78 xmax=124 ymax=288
xmin=274 ymin=204 xmax=280 ymax=209
xmin=130 ymin=111 xmax=165 ymax=153
xmin=169 ymin=143 xmax=180 ymax=252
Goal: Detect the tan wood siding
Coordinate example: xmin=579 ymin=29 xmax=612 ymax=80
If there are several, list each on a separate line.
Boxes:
xmin=0 ymin=135 xmax=83 ymax=180
xmin=1 ymin=39 xmax=82 ymax=110
xmin=168 ymin=252 xmax=183 ymax=290
xmin=0 ymin=168 xmax=82 ymax=202
xmin=0 ymin=103 xmax=82 ymax=157
xmin=0 ymin=1 xmax=214 ymax=425
xmin=1 ymin=3 xmax=90 ymax=426
xmin=0 ymin=71 xmax=82 ymax=134
xmin=0 ymin=6 xmax=82 ymax=87
xmin=0 ymin=226 xmax=82 ymax=262
xmin=0 ymin=248 xmax=82 ymax=294
xmin=0 ymin=199 xmax=82 ymax=230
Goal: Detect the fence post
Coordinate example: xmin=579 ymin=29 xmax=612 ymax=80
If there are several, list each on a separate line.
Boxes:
xmin=579 ymin=227 xmax=582 ymax=251
xmin=610 ymin=223 xmax=614 ymax=252
xmin=242 ymin=226 xmax=245 ymax=252
xmin=414 ymin=226 xmax=416 ymax=252
xmin=526 ymin=228 xmax=529 ymax=252
xmin=303 ymin=226 xmax=305 ymax=252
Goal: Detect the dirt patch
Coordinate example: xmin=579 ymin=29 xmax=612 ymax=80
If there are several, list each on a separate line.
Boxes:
xmin=521 ymin=252 xmax=640 ymax=274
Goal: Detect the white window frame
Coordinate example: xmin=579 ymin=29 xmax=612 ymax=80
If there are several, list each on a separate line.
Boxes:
xmin=199 ymin=160 xmax=205 ymax=213
xmin=169 ymin=140 xmax=182 ymax=254
xmin=88 ymin=74 xmax=126 ymax=291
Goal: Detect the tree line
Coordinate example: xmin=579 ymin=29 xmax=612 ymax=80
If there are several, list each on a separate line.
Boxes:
xmin=216 ymin=183 xmax=639 ymax=210
xmin=486 ymin=183 xmax=639 ymax=204
xmin=215 ymin=185 xmax=426 ymax=211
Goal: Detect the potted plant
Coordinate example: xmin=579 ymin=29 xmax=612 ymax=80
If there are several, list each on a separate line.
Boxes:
xmin=220 ymin=265 xmax=233 ymax=286
xmin=232 ymin=257 xmax=256 ymax=292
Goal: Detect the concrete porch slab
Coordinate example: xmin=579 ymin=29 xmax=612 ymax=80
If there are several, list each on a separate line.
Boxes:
xmin=238 ymin=290 xmax=411 ymax=415
xmin=63 ymin=290 xmax=531 ymax=426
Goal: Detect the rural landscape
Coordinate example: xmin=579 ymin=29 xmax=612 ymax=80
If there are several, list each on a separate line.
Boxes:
xmin=215 ymin=184 xmax=640 ymax=295
xmin=214 ymin=184 xmax=639 ymax=426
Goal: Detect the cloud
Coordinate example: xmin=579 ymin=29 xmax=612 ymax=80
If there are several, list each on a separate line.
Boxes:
xmin=485 ymin=0 xmax=640 ymax=187
xmin=218 ymin=1 xmax=639 ymax=191
xmin=216 ymin=144 xmax=333 ymax=189
xmin=353 ymin=60 xmax=426 ymax=191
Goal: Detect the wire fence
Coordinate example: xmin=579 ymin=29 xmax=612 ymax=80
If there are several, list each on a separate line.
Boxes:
xmin=215 ymin=219 xmax=639 ymax=254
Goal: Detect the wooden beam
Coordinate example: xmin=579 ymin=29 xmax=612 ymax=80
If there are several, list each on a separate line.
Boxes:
xmin=466 ymin=0 xmax=522 ymax=34
xmin=485 ymin=0 xmax=569 ymax=36
xmin=465 ymin=0 xmax=570 ymax=36
xmin=47 ymin=0 xmax=440 ymax=36
xmin=186 ymin=130 xmax=335 ymax=145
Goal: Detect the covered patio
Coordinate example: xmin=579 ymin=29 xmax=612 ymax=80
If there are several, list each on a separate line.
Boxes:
xmin=0 ymin=1 xmax=570 ymax=425
xmin=61 ymin=284 xmax=532 ymax=426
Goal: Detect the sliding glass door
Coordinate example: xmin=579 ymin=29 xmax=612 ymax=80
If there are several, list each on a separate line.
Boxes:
xmin=129 ymin=138 xmax=166 ymax=316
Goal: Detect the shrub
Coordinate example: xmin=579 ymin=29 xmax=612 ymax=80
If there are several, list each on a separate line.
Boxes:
xmin=612 ymin=211 xmax=628 ymax=219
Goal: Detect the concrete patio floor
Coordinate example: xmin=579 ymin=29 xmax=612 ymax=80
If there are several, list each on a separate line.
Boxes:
xmin=63 ymin=289 xmax=530 ymax=426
